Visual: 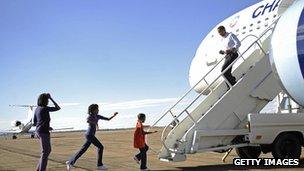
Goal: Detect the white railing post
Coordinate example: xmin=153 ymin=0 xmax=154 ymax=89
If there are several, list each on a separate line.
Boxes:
xmin=185 ymin=110 xmax=197 ymax=124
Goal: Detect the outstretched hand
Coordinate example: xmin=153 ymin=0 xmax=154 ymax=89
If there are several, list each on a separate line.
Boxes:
xmin=146 ymin=130 xmax=158 ymax=135
xmin=111 ymin=112 xmax=118 ymax=119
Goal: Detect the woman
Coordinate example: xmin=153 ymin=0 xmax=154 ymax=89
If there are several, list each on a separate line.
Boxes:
xmin=66 ymin=104 xmax=118 ymax=170
xmin=33 ymin=93 xmax=61 ymax=171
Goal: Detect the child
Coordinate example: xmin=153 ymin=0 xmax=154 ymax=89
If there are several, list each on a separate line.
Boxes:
xmin=133 ymin=113 xmax=157 ymax=171
xmin=66 ymin=104 xmax=118 ymax=170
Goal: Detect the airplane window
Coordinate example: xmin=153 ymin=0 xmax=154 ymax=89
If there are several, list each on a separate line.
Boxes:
xmin=265 ymin=18 xmax=269 ymax=21
xmin=273 ymin=15 xmax=277 ymax=18
xmin=242 ymin=31 xmax=246 ymax=34
xmin=250 ymin=24 xmax=254 ymax=27
xmin=236 ymin=29 xmax=239 ymax=32
xmin=257 ymin=26 xmax=260 ymax=30
xmin=211 ymin=35 xmax=214 ymax=38
xmin=265 ymin=24 xmax=268 ymax=27
xmin=243 ymin=26 xmax=246 ymax=30
xmin=257 ymin=21 xmax=261 ymax=24
xmin=249 ymin=29 xmax=253 ymax=32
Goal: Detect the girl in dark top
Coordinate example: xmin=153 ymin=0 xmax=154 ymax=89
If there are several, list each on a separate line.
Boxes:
xmin=33 ymin=93 xmax=61 ymax=171
xmin=66 ymin=104 xmax=118 ymax=170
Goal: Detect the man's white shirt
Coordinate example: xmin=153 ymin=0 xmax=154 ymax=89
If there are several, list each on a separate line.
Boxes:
xmin=221 ymin=32 xmax=241 ymax=51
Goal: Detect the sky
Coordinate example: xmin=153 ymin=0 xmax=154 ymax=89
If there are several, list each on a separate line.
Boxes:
xmin=0 ymin=0 xmax=261 ymax=131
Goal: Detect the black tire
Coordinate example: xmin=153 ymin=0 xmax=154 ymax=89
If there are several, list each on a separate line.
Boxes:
xmin=272 ymin=133 xmax=301 ymax=159
xmin=31 ymin=134 xmax=35 ymax=138
xmin=236 ymin=146 xmax=261 ymax=158
xmin=12 ymin=135 xmax=17 ymax=139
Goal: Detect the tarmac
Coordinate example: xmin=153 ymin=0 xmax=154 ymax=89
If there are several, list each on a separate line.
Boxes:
xmin=0 ymin=128 xmax=303 ymax=171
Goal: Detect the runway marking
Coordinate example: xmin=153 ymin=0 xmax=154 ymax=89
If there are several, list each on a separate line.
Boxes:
xmin=0 ymin=145 xmax=92 ymax=171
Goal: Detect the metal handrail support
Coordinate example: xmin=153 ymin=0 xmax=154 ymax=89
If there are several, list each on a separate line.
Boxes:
xmin=149 ymin=55 xmax=226 ymax=128
xmin=185 ymin=110 xmax=197 ymax=124
xmin=238 ymin=34 xmax=260 ymax=60
xmin=154 ymin=17 xmax=281 ymax=154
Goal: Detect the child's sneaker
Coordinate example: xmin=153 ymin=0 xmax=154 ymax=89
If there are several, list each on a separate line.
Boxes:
xmin=133 ymin=156 xmax=140 ymax=164
xmin=97 ymin=165 xmax=108 ymax=170
xmin=66 ymin=161 xmax=73 ymax=171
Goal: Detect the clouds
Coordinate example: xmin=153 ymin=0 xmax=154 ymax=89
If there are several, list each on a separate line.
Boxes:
xmin=98 ymin=98 xmax=179 ymax=111
xmin=59 ymin=103 xmax=81 ymax=107
xmin=46 ymin=98 xmax=180 ymax=130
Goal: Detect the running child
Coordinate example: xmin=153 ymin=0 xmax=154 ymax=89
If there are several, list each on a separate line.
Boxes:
xmin=133 ymin=113 xmax=157 ymax=171
xmin=66 ymin=104 xmax=118 ymax=170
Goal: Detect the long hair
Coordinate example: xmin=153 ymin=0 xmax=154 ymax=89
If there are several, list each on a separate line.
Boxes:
xmin=88 ymin=104 xmax=99 ymax=115
xmin=37 ymin=93 xmax=49 ymax=107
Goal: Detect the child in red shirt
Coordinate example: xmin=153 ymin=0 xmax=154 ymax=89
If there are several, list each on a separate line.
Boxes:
xmin=133 ymin=113 xmax=157 ymax=171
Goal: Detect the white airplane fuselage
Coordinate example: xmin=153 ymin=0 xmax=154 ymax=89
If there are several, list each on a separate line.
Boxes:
xmin=189 ymin=0 xmax=295 ymax=94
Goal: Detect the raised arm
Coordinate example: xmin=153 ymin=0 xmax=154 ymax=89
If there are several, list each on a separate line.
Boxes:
xmin=47 ymin=93 xmax=61 ymax=111
xmin=142 ymin=125 xmax=157 ymax=135
xmin=143 ymin=130 xmax=157 ymax=135
xmin=98 ymin=112 xmax=118 ymax=121
xmin=143 ymin=129 xmax=158 ymax=135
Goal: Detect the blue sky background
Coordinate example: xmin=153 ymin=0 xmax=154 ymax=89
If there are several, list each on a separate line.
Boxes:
xmin=0 ymin=0 xmax=260 ymax=131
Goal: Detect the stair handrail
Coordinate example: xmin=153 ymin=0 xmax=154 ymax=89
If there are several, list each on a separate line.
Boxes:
xmin=150 ymin=23 xmax=275 ymax=130
xmin=151 ymin=17 xmax=280 ymax=154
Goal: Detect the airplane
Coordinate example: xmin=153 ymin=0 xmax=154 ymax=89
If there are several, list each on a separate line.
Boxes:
xmin=1 ymin=104 xmax=74 ymax=139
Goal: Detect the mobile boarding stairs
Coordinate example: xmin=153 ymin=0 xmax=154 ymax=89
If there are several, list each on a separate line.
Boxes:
xmin=149 ymin=19 xmax=289 ymax=162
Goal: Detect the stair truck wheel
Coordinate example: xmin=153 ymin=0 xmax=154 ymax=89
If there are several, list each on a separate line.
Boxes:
xmin=235 ymin=146 xmax=261 ymax=158
xmin=272 ymin=133 xmax=301 ymax=159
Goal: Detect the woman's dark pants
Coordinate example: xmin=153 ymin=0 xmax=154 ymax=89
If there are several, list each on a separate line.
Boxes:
xmin=36 ymin=133 xmax=51 ymax=171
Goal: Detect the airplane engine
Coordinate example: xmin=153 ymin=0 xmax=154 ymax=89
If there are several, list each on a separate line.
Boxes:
xmin=270 ymin=0 xmax=304 ymax=106
xmin=11 ymin=120 xmax=22 ymax=127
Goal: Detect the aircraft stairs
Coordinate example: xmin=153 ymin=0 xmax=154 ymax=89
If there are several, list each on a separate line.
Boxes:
xmin=149 ymin=19 xmax=283 ymax=162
